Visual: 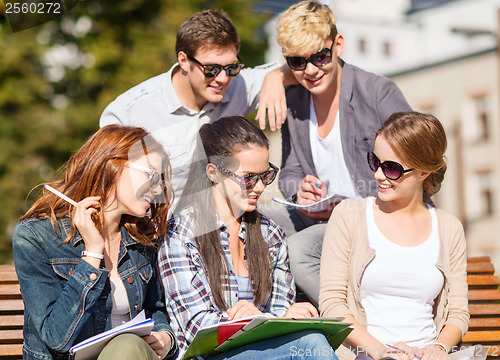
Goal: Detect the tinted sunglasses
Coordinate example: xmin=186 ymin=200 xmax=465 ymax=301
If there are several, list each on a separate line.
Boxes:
xmin=128 ymin=162 xmax=162 ymax=189
xmin=187 ymin=54 xmax=244 ymax=78
xmin=215 ymin=163 xmax=279 ymax=190
xmin=367 ymin=152 xmax=414 ymax=181
xmin=285 ymin=44 xmax=334 ymax=71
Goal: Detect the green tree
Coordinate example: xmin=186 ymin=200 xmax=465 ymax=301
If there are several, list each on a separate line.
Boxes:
xmin=0 ymin=0 xmax=270 ymax=263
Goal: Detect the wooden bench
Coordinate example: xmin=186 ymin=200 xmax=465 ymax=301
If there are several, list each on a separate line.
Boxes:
xmin=0 ymin=265 xmax=23 ymax=360
xmin=0 ymin=258 xmax=499 ymax=359
xmin=460 ymin=256 xmax=500 ymax=358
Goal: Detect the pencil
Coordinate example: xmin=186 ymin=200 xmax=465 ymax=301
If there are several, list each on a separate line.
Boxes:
xmin=44 ymin=184 xmax=78 ymax=207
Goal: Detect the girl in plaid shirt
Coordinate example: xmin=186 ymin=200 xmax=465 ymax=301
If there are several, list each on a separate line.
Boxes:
xmin=158 ymin=116 xmax=337 ymax=359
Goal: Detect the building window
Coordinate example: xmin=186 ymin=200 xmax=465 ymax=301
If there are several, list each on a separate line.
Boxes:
xmin=359 ymin=38 xmax=367 ymax=54
xmin=474 ymin=95 xmax=489 ymax=141
xmin=478 ymin=169 xmax=494 ymax=216
xmin=383 ymin=41 xmax=392 ymax=57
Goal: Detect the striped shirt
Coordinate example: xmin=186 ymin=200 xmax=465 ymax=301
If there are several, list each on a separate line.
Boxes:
xmin=158 ymin=212 xmax=296 ymax=359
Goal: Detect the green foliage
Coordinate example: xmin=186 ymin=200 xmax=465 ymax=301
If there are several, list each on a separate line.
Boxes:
xmin=0 ymin=0 xmax=269 ymax=263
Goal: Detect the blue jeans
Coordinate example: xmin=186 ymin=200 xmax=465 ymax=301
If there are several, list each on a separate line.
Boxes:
xmin=206 ymin=330 xmax=337 ymax=360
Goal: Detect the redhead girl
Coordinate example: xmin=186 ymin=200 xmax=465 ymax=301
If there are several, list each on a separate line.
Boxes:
xmin=13 ymin=125 xmax=177 ymax=360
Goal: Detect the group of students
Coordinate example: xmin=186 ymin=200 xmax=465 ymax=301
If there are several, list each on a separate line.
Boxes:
xmin=12 ymin=1 xmax=469 ymax=360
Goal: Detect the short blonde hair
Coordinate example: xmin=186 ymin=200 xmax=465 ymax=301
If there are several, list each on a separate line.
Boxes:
xmin=276 ymin=0 xmax=338 ymax=56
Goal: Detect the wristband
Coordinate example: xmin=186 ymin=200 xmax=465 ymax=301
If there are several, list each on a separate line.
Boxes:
xmin=432 ymin=342 xmax=449 ymax=354
xmin=81 ymin=250 xmax=104 ymax=260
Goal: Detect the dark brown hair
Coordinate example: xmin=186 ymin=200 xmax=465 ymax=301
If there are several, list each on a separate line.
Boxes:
xmin=376 ymin=112 xmax=447 ymax=201
xmin=175 ymin=9 xmax=240 ymax=57
xmin=21 ymin=125 xmax=173 ymax=247
xmin=176 ymin=116 xmax=272 ymax=311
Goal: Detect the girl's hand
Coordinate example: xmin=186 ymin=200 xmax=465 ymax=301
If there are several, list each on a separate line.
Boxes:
xmin=143 ymin=331 xmax=173 ymax=359
xmin=420 ymin=344 xmax=448 ymax=360
xmin=388 ymin=342 xmax=421 ymax=360
xmin=284 ymin=302 xmax=318 ymax=318
xmin=73 ymin=196 xmax=104 ymax=265
xmin=227 ymin=300 xmax=262 ymax=320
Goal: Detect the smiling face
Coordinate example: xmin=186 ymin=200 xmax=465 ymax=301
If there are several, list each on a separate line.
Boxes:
xmin=372 ymin=135 xmax=427 ymax=204
xmin=210 ymin=145 xmax=270 ymax=219
xmin=178 ymin=45 xmax=239 ymax=111
xmin=288 ymin=35 xmax=343 ymax=96
xmin=111 ymin=152 xmax=164 ymax=219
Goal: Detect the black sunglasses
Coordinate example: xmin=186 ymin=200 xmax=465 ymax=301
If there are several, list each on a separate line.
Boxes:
xmin=187 ymin=54 xmax=244 ymax=78
xmin=367 ymin=152 xmax=414 ymax=181
xmin=285 ymin=44 xmax=334 ymax=71
xmin=215 ymin=163 xmax=279 ymax=190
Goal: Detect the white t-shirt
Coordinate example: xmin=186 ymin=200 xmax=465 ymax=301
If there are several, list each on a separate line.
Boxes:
xmin=110 ymin=277 xmax=131 ymax=328
xmin=100 ymin=62 xmax=280 ymax=207
xmin=309 ymin=97 xmax=360 ymax=198
xmin=361 ymin=197 xmax=444 ymax=347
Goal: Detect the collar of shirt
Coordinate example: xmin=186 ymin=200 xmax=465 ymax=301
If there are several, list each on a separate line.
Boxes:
xmin=216 ymin=215 xmax=247 ymax=247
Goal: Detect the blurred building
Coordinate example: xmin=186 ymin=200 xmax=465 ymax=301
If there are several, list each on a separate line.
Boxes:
xmin=263 ymin=0 xmax=500 ymax=267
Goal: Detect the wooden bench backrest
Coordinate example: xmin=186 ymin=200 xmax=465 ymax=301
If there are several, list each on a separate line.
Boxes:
xmin=1 ymin=257 xmax=499 ymax=359
xmin=460 ymin=257 xmax=500 ymax=358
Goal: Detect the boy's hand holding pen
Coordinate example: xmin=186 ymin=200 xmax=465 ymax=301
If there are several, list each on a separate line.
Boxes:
xmin=297 ymin=175 xmax=326 ymax=204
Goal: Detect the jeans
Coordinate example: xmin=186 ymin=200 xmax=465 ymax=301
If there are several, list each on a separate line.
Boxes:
xmin=206 ymin=330 xmax=338 ymax=360
xmin=98 ymin=334 xmax=159 ymax=360
xmin=259 ymin=204 xmax=326 ymax=307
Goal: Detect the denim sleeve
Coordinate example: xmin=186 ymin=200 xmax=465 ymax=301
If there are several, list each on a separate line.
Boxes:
xmin=12 ymin=220 xmax=109 ymax=353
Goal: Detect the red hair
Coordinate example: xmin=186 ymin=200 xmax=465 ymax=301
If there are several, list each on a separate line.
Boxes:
xmin=21 ymin=125 xmax=172 ymax=247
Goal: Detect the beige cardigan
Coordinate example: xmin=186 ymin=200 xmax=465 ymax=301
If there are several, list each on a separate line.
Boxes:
xmin=319 ymin=198 xmax=469 ymax=358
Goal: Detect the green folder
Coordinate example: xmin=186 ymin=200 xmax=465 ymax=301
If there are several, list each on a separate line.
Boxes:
xmin=183 ymin=317 xmax=352 ymax=359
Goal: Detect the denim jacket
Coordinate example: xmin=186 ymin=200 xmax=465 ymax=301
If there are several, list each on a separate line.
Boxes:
xmin=12 ymin=217 xmax=177 ymax=360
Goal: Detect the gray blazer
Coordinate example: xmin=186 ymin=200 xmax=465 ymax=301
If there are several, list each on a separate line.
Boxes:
xmin=279 ymin=61 xmax=412 ymax=201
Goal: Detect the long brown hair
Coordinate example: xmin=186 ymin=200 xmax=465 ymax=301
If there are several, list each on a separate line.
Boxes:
xmin=21 ymin=125 xmax=173 ymax=247
xmin=376 ymin=112 xmax=447 ymax=201
xmin=176 ymin=116 xmax=272 ymax=311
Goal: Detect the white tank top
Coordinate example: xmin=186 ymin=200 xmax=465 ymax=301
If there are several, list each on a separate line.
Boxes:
xmin=361 ymin=197 xmax=444 ymax=347
xmin=110 ymin=277 xmax=131 ymax=328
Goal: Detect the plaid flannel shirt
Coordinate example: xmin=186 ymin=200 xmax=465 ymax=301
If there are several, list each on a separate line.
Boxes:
xmin=158 ymin=211 xmax=296 ymax=359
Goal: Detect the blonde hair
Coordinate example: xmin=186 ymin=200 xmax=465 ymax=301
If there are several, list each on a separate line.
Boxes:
xmin=276 ymin=0 xmax=338 ymax=56
xmin=376 ymin=112 xmax=447 ymax=201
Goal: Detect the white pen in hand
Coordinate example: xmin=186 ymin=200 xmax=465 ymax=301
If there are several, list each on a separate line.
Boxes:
xmin=44 ymin=184 xmax=78 ymax=207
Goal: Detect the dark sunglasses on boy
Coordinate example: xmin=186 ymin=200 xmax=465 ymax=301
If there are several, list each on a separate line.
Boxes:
xmin=367 ymin=152 xmax=414 ymax=181
xmin=285 ymin=43 xmax=334 ymax=71
xmin=215 ymin=163 xmax=279 ymax=190
xmin=187 ymin=54 xmax=245 ymax=78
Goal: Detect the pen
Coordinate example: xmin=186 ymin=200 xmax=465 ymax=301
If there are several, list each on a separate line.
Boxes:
xmin=44 ymin=184 xmax=78 ymax=207
xmin=386 ymin=344 xmax=422 ymax=360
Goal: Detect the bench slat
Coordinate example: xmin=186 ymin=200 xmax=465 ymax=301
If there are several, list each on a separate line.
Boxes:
xmin=0 ymin=315 xmax=23 ymax=328
xmin=0 ymin=331 xmax=23 ymax=345
xmin=0 ymin=286 xmax=21 ymax=301
xmin=469 ymin=304 xmax=500 ymax=316
xmin=467 ymin=262 xmax=495 ymax=275
xmin=467 ymin=275 xmax=500 ymax=289
xmin=0 ymin=343 xmax=22 ymax=357
xmin=469 ymin=317 xmax=500 ymax=330
xmin=468 ymin=289 xmax=500 ymax=302
xmin=462 ymin=330 xmax=500 ymax=343
xmin=0 ymin=300 xmax=24 ymax=313
xmin=467 ymin=256 xmax=492 ymax=263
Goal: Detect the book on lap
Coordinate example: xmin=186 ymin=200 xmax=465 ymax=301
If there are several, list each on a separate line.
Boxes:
xmin=183 ymin=316 xmax=352 ymax=359
xmin=69 ymin=310 xmax=154 ymax=360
